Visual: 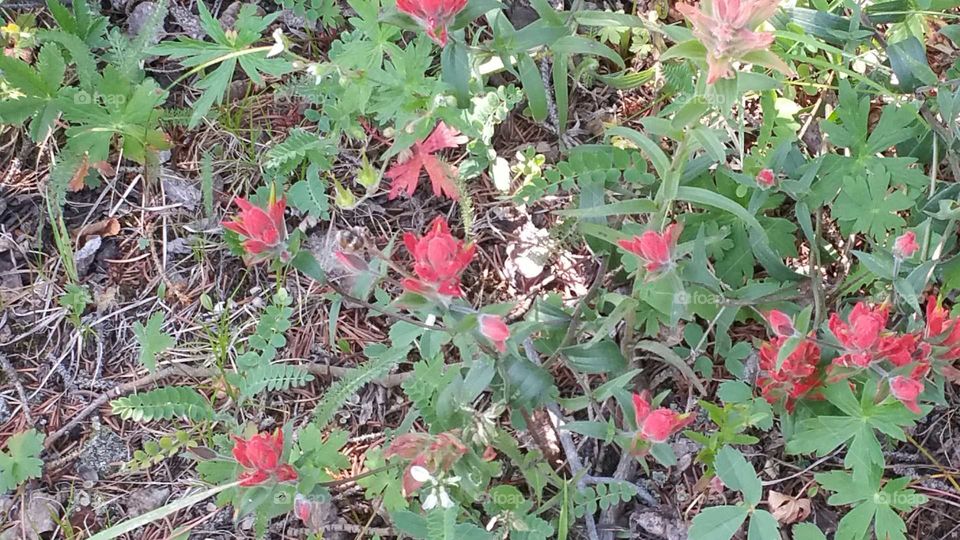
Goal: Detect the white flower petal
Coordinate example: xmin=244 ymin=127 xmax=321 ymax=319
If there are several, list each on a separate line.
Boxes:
xmin=439 ymin=489 xmax=454 ymax=509
xmin=267 ymin=28 xmax=285 ymax=58
xmin=409 ymin=465 xmax=433 ymax=483
xmin=422 ymin=492 xmax=438 ymax=510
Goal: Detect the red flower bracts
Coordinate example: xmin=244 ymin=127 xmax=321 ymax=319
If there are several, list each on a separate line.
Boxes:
xmin=890 ymin=374 xmax=924 ymax=414
xmin=402 ymin=216 xmax=475 ymax=298
xmin=385 ymin=431 xmax=467 ymax=496
xmin=893 ymin=231 xmax=919 ymax=259
xmin=232 ymin=430 xmax=298 ymax=486
xmin=756 ymin=168 xmax=776 ymax=189
xmin=757 ymin=337 xmax=823 ymax=410
xmin=829 ymin=302 xmax=889 ymax=368
xmin=387 ymin=122 xmax=467 ymax=200
xmin=618 ymin=223 xmax=682 ymax=274
xmin=765 ymin=310 xmax=796 ymax=338
xmin=631 ymin=392 xmax=693 ymax=446
xmin=478 ymin=314 xmax=510 ymax=352
xmin=924 ymin=297 xmax=960 ymax=362
xmin=395 ymin=0 xmax=468 ymax=47
xmin=223 ymin=196 xmax=289 ymax=264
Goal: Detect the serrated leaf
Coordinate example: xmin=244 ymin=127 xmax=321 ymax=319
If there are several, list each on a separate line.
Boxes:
xmin=0 ymin=430 xmax=45 ymax=491
xmin=133 ymin=312 xmax=174 ymax=372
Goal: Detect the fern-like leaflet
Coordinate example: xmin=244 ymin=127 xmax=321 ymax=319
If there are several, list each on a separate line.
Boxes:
xmin=313 ymin=344 xmax=410 ymax=428
xmin=111 ymin=386 xmax=215 ymax=422
xmin=240 ymin=363 xmax=314 ymax=398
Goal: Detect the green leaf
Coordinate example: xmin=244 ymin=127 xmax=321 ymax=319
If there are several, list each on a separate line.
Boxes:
xmin=555 ymin=198 xmax=658 ymax=218
xmin=715 ymin=446 xmax=761 ymax=505
xmin=288 ymin=172 xmax=330 ymax=220
xmin=688 ymin=506 xmax=749 ymax=540
xmin=111 ymin=386 xmax=215 ymax=422
xmin=792 ymin=523 xmax=828 ymax=540
xmin=887 ymin=37 xmax=938 ymax=92
xmin=660 ymin=39 xmax=707 ymax=62
xmin=833 ymin=166 xmax=913 ymax=240
xmin=561 ymin=340 xmax=627 ymax=374
xmin=518 ymin=55 xmax=548 ymax=122
xmin=552 ymin=36 xmax=625 ymax=69
xmin=606 ymin=126 xmax=670 ymax=179
xmin=441 ymin=41 xmax=471 ymax=108
xmin=747 ymin=510 xmax=780 ymax=540
xmin=0 ymin=430 xmax=45 ymax=491
xmin=635 ymin=340 xmax=707 ymax=395
xmin=132 ymin=312 xmax=175 ymax=372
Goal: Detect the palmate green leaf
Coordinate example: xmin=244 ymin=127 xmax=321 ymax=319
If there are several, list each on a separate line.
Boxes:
xmin=792 ymin=523 xmax=828 ymax=540
xmin=816 ymin=468 xmax=925 ymax=540
xmin=833 ymin=165 xmax=912 ymax=240
xmin=151 ymin=2 xmax=289 ymax=127
xmin=59 ymin=67 xmax=169 ymax=163
xmin=133 ymin=312 xmax=175 ymax=372
xmin=0 ymin=430 xmax=45 ymax=491
xmin=0 ymin=45 xmax=66 ymax=140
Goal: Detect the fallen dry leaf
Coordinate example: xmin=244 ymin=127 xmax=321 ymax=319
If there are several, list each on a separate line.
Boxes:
xmin=73 ymin=218 xmax=121 ymax=242
xmin=768 ymin=489 xmax=812 ymax=525
xmin=67 ymin=155 xmax=90 ymax=192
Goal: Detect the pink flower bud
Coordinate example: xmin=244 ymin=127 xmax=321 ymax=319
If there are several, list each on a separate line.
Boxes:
xmin=756 ymin=168 xmax=776 ymax=189
xmin=478 ymin=314 xmax=510 ymax=352
xmin=893 ymin=231 xmax=919 ymax=259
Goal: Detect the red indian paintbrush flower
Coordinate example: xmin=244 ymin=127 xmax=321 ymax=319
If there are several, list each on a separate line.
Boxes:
xmin=387 ymin=122 xmax=467 ymax=200
xmin=631 ymin=392 xmax=693 ymax=444
xmin=478 ymin=314 xmax=510 ymax=352
xmin=222 ymin=196 xmax=288 ymax=264
xmin=765 ymin=310 xmax=795 ymax=338
xmin=402 ymin=216 xmax=475 ymax=298
xmin=829 ymin=302 xmax=889 ymax=367
xmin=396 ymin=0 xmax=468 ymax=47
xmin=618 ymin=223 xmax=682 ymax=274
xmin=232 ymin=430 xmax=298 ymax=486
xmin=893 ymin=231 xmax=919 ymax=259
xmin=925 ymin=297 xmax=960 ymax=362
xmin=676 ymin=0 xmax=790 ymax=83
xmin=889 ymin=375 xmax=924 ymax=414
xmin=756 ymin=168 xmax=776 ymax=189
xmin=757 ymin=336 xmax=822 ymax=410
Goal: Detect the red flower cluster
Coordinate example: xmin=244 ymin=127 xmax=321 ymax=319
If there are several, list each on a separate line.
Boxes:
xmin=630 ymin=392 xmax=693 ymax=449
xmin=385 ymin=431 xmax=467 ymax=496
xmin=232 ymin=430 xmax=298 ymax=486
xmin=618 ymin=222 xmax=682 ymax=274
xmin=755 ymin=298 xmax=960 ymax=414
xmin=829 ymin=303 xmax=893 ymax=368
xmin=757 ymin=334 xmax=823 ymax=410
xmin=223 ymin=197 xmax=289 ymax=264
xmin=396 ymin=0 xmax=468 ymax=47
xmin=402 ymin=216 xmax=475 ymax=298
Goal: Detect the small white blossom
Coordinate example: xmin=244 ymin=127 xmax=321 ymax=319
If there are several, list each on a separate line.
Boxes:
xmin=410 ymin=466 xmax=460 ymax=510
xmin=267 ymin=28 xmax=285 ymax=58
